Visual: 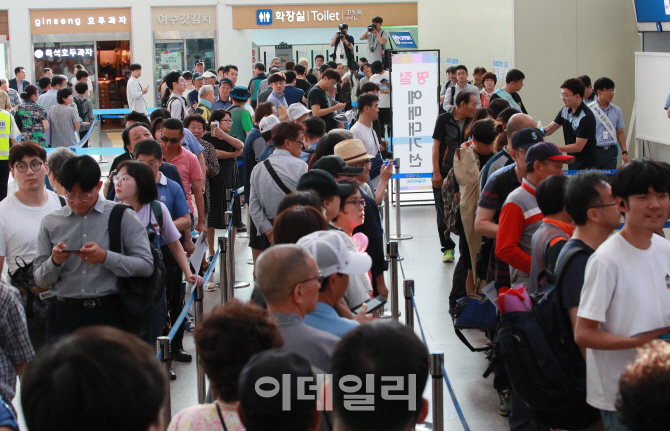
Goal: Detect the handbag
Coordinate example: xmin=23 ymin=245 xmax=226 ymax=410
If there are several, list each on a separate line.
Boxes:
xmin=452 ymin=282 xmax=498 ymax=352
xmin=497 ymin=286 xmax=532 ymax=314
xmin=9 ymin=257 xmax=54 ymax=323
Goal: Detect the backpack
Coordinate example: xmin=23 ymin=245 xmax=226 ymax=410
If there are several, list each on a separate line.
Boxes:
xmin=74 ymin=97 xmax=86 ymax=120
xmin=493 ymin=246 xmax=596 ymax=430
xmin=108 ymin=202 xmax=166 ymax=336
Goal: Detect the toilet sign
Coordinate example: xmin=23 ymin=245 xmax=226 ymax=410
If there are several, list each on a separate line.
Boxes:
xmin=257 ymin=9 xmax=272 ymax=25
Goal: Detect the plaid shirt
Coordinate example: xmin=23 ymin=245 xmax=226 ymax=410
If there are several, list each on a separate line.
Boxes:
xmin=7 ymin=89 xmax=19 ymax=109
xmin=0 ymin=281 xmax=34 ymax=402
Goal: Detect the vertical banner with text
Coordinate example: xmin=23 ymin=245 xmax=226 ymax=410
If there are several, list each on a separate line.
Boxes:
xmin=391 ymin=52 xmax=439 ymax=191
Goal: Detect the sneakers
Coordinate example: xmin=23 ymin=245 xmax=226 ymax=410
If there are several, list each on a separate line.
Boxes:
xmin=184 ymin=313 xmax=195 ymax=334
xmin=442 ymin=249 xmax=455 ymax=262
xmin=498 ymin=390 xmax=512 ymax=417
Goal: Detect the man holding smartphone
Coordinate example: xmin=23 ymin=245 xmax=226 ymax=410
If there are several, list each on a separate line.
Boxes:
xmin=299 ymin=230 xmax=374 ymax=338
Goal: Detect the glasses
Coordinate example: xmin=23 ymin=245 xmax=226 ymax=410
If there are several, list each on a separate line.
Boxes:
xmin=160 ymin=136 xmax=181 ymax=144
xmin=588 ymin=202 xmax=617 ymax=209
xmin=345 ymin=198 xmax=366 ymax=209
xmin=113 ymin=175 xmax=136 ymax=184
xmin=603 ymin=89 xmax=616 ymax=93
xmin=13 ymin=161 xmax=44 ymax=173
xmin=221 ymin=119 xmax=233 ymax=124
xmin=560 ymin=93 xmax=573 ymax=99
xmin=288 ymin=272 xmax=324 ymax=297
xmin=64 ymin=192 xmax=95 ymax=203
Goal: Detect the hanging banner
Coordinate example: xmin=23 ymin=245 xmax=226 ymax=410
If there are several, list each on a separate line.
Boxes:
xmin=391 ymin=52 xmax=439 ymax=191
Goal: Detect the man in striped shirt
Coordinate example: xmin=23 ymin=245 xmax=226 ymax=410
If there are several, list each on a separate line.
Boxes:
xmin=496 ymin=141 xmax=573 ymax=289
xmin=126 ymin=63 xmax=148 ymax=114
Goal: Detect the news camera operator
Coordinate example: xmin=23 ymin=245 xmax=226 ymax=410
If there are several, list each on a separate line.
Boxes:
xmin=330 ymin=23 xmax=356 ymax=71
xmin=359 ymin=16 xmax=388 ymax=65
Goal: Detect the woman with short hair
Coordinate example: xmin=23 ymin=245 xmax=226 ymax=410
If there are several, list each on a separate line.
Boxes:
xmin=48 ymin=87 xmax=80 ymax=147
xmin=17 ymin=85 xmax=49 ymax=147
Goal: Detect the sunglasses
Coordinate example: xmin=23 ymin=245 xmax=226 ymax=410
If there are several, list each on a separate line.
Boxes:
xmin=160 ymin=136 xmax=181 ymax=144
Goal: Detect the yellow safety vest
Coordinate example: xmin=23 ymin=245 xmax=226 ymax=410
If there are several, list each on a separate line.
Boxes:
xmin=0 ymin=110 xmax=11 ymax=161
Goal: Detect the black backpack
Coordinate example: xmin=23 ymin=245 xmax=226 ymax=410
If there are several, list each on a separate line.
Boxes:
xmin=108 ymin=202 xmax=166 ymax=336
xmin=73 ymin=97 xmax=86 ymax=120
xmin=494 ymin=246 xmax=597 ymax=430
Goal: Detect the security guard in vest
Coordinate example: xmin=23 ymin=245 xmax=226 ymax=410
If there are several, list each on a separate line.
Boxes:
xmin=0 ymin=108 xmax=21 ymax=201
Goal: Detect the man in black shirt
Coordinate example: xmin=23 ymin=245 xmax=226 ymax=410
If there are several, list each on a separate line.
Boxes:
xmin=553 ymin=171 xmax=621 ymax=430
xmin=431 ymin=90 xmax=477 ymax=262
xmin=308 ymin=69 xmax=346 ymax=132
xmin=293 ymin=64 xmax=312 ymax=94
xmin=489 ymin=69 xmax=528 ymax=114
xmin=543 ymin=78 xmax=598 ymax=170
xmin=559 ymin=171 xmax=621 ymax=334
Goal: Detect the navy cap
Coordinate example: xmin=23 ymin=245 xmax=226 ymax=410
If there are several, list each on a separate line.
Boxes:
xmin=512 ymin=127 xmax=544 ymax=150
xmin=525 ymin=141 xmax=575 ymax=167
xmin=218 ymin=78 xmax=233 ymax=88
xmin=297 ymin=169 xmax=354 ymax=198
xmin=230 ymin=85 xmax=251 ymax=100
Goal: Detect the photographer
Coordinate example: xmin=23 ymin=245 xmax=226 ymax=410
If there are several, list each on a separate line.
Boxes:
xmin=331 ymin=23 xmax=356 ymax=71
xmin=359 ymin=16 xmax=388 ymax=65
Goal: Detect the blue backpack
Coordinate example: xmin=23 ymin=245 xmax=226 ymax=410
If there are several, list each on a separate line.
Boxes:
xmin=494 ymin=246 xmax=599 ymax=430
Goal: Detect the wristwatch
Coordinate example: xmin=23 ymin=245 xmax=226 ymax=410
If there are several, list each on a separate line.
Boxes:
xmin=621 ymin=151 xmax=628 ymax=155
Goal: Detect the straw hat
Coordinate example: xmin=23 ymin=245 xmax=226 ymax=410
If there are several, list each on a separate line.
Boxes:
xmin=334 ymin=139 xmax=375 ymax=164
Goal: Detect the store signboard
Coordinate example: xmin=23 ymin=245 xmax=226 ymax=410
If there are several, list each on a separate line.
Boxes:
xmin=34 ymin=45 xmax=95 ymax=60
xmin=232 ymin=3 xmax=417 ymax=29
xmin=391 ymin=52 xmax=439 ymax=191
xmin=152 ymin=7 xmax=216 ymax=31
xmin=30 ymin=8 xmax=131 ymax=35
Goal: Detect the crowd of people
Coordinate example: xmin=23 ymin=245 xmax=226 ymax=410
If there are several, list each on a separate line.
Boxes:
xmin=0 ymin=15 xmax=668 ymax=431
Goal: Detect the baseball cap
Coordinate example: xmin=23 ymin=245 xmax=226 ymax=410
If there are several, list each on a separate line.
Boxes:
xmin=288 ymin=103 xmax=311 ymax=121
xmin=218 ymin=78 xmax=233 ymax=88
xmin=238 ymin=349 xmax=317 ymax=431
xmin=192 ymin=72 xmax=203 ymax=81
xmin=320 ymin=64 xmax=331 ymax=73
xmin=524 ymin=141 xmax=575 ymax=167
xmin=259 ymin=114 xmax=281 ymax=134
xmin=269 ymin=67 xmax=281 ymax=74
xmin=511 ymin=127 xmax=544 ymax=150
xmin=312 ymin=155 xmax=365 ymax=177
xmin=195 ymin=59 xmax=205 ymax=65
xmin=297 ymin=169 xmax=354 ymax=199
xmin=202 ymin=71 xmax=217 ymax=79
xmin=297 ymin=230 xmax=372 ymax=277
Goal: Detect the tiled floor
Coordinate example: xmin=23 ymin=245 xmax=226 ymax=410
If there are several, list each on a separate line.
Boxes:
xmin=13 ymin=202 xmax=510 ymax=431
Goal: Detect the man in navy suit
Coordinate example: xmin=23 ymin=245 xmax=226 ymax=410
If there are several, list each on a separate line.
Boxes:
xmin=8 ymin=67 xmax=30 ymax=93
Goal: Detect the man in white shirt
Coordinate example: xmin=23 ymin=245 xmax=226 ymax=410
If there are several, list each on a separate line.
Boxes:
xmin=165 ymin=71 xmax=188 ymax=120
xmin=442 ymin=65 xmax=482 ymax=111
xmin=126 ymin=63 xmax=148 ymax=114
xmin=0 ymin=142 xmax=63 ymax=349
xmin=575 ymin=159 xmax=670 ymax=431
xmin=350 ymin=93 xmax=389 ymax=192
xmin=369 ymin=61 xmax=391 ymax=138
xmin=71 ymin=65 xmax=93 ymax=98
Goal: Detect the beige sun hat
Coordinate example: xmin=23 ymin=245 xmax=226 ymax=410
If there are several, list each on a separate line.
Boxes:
xmin=334 ymin=139 xmax=375 ymax=165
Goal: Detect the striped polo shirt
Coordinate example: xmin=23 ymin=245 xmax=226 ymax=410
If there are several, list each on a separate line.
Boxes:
xmin=495 ymin=178 xmax=543 ymax=288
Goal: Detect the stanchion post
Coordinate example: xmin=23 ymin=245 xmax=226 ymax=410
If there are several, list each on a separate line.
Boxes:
xmin=430 ymin=352 xmax=444 ymax=431
xmin=384 ymin=179 xmax=391 ymax=260
xmin=218 ymin=236 xmax=228 ymax=304
xmin=157 ymin=336 xmax=171 ymax=429
xmin=225 ymin=210 xmax=234 ymax=302
xmin=193 ymin=283 xmax=206 ymax=404
xmin=388 ymin=240 xmax=399 ymax=320
xmin=403 ymin=279 xmax=414 ymax=330
xmin=390 ymin=158 xmax=413 ymax=241
xmin=228 ymin=192 xmax=250 ymax=289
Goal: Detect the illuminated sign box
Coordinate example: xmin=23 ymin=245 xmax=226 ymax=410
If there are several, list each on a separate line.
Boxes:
xmin=34 ymin=45 xmax=95 ymax=59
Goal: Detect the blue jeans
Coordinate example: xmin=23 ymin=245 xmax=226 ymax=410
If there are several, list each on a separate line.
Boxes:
xmin=600 ymin=410 xmax=629 ymax=431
